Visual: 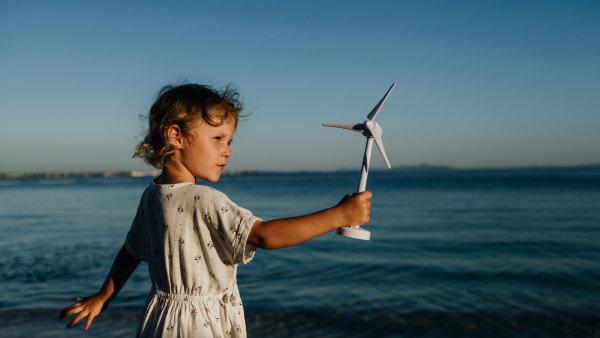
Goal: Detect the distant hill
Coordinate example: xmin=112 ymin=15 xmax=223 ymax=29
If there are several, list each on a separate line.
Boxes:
xmin=383 ymin=163 xmax=600 ymax=172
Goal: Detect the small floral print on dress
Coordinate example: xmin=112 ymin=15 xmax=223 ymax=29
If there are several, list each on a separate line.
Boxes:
xmin=204 ymin=213 xmax=211 ymax=222
xmin=192 ymin=225 xmax=197 ymax=233
xmin=195 ymin=255 xmax=202 ymax=262
xmin=203 ymin=320 xmax=209 ymax=328
xmin=166 ymin=324 xmax=174 ymax=332
xmin=226 ymin=330 xmax=231 ymax=337
xmin=221 ymin=206 xmax=228 ymax=214
xmin=173 ymin=285 xmax=178 ymax=293
xmin=223 ymin=287 xmax=229 ymax=293
xmin=195 ymin=286 xmax=201 ymax=292
xmin=206 ymin=241 xmax=215 ymax=249
xmin=166 ymin=193 xmax=173 ymax=200
xmin=230 ymin=225 xmax=237 ymax=234
xmin=209 ymin=271 xmax=216 ymax=279
xmin=237 ymin=325 xmax=242 ymax=333
xmin=191 ymin=308 xmax=197 ymax=317
xmin=168 ymin=255 xmax=173 ymax=261
xmin=164 ymin=224 xmax=169 ymax=231
xmin=223 ymin=259 xmax=231 ymax=265
xmin=215 ymin=316 xmax=220 ymax=323
xmin=237 ymin=233 xmax=243 ymax=240
xmin=238 ymin=301 xmax=242 ymax=306
xmin=179 ymin=237 xmax=185 ymax=245
xmin=177 ymin=205 xmax=184 ymax=213
xmin=168 ymin=184 xmax=174 ymax=188
xmin=194 ymin=195 xmax=200 ymax=203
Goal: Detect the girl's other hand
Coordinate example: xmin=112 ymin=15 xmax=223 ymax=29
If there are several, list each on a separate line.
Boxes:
xmin=336 ymin=191 xmax=372 ymax=226
xmin=58 ymin=294 xmax=108 ymax=330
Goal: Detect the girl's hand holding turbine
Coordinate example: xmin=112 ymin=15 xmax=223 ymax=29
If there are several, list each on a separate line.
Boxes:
xmin=336 ymin=191 xmax=372 ymax=226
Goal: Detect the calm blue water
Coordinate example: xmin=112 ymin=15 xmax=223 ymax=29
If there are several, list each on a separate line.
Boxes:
xmin=1 ymin=168 xmax=599 ymax=337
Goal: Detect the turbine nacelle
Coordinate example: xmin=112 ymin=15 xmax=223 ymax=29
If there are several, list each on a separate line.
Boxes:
xmin=322 ymin=120 xmax=390 ymax=169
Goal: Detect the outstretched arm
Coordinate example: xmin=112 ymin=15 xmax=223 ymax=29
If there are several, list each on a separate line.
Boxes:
xmin=59 ymin=244 xmax=141 ymax=330
xmin=247 ymin=191 xmax=372 ymax=250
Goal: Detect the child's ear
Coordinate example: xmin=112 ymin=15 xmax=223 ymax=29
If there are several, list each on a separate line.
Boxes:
xmin=166 ymin=125 xmax=185 ymax=149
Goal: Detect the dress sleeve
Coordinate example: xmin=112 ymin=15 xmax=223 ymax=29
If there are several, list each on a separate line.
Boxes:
xmin=124 ymin=193 xmax=148 ymax=262
xmin=198 ymin=188 xmax=261 ymax=265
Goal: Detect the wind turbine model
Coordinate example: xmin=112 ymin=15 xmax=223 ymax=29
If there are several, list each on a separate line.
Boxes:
xmin=323 ymin=83 xmax=395 ymax=241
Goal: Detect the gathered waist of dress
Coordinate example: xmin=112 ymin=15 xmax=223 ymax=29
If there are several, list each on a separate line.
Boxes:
xmin=151 ymin=288 xmax=239 ymax=304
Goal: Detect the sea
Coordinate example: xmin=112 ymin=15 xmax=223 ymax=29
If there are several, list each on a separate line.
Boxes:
xmin=0 ymin=167 xmax=599 ymax=338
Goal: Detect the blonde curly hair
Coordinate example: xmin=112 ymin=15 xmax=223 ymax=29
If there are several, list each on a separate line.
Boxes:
xmin=134 ymin=83 xmax=243 ymax=169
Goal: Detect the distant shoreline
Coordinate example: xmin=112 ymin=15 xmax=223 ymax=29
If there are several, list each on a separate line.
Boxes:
xmin=0 ymin=170 xmax=262 ymax=179
xmin=1 ymin=164 xmax=598 ymax=179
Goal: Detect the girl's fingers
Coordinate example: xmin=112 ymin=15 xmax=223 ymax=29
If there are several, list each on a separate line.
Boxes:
xmin=60 ymin=303 xmax=82 ymax=314
xmin=67 ymin=310 xmax=87 ymax=328
xmin=84 ymin=313 xmax=96 ymax=330
xmin=359 ymin=191 xmax=372 ymax=199
xmin=59 ymin=306 xmax=82 ymax=319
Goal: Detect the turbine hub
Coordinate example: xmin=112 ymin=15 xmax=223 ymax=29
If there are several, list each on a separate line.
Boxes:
xmin=365 ymin=120 xmax=375 ymax=130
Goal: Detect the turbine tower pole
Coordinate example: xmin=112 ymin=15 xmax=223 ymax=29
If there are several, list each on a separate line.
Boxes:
xmin=357 ymin=137 xmax=374 ymax=193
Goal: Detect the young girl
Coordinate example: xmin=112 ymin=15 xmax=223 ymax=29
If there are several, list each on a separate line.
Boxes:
xmin=58 ymin=83 xmax=371 ymax=337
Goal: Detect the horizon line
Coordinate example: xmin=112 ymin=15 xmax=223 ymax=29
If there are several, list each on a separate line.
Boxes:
xmin=1 ymin=163 xmax=599 ymax=179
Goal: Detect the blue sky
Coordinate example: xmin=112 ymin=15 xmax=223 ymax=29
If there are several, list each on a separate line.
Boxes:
xmin=1 ymin=0 xmax=598 ymax=172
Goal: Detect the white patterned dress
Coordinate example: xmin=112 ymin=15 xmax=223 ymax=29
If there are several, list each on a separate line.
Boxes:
xmin=125 ymin=181 xmax=261 ymax=337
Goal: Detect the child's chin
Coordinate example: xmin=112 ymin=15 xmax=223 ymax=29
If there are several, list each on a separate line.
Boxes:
xmin=199 ymin=175 xmax=220 ymax=183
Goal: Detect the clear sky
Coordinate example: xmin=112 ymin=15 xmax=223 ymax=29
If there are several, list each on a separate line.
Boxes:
xmin=1 ymin=0 xmax=598 ymax=172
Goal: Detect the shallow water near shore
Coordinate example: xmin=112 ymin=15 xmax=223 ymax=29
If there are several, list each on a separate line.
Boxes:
xmin=1 ymin=168 xmax=599 ymax=337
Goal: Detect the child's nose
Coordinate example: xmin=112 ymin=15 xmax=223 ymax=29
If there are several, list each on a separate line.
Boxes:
xmin=223 ymin=146 xmax=231 ymax=158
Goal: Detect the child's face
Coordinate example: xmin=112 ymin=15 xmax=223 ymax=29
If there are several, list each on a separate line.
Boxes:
xmin=180 ymin=118 xmax=235 ymax=182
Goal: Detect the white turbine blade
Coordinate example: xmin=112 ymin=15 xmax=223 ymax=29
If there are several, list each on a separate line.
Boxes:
xmin=367 ymin=83 xmax=396 ymax=121
xmin=322 ymin=123 xmax=364 ymax=132
xmin=370 ymin=127 xmax=391 ymax=169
